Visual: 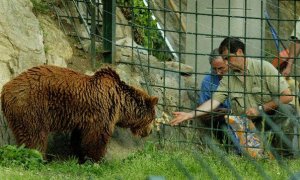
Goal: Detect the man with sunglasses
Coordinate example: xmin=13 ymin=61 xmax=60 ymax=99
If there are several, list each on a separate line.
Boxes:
xmin=171 ymin=37 xmax=298 ymax=156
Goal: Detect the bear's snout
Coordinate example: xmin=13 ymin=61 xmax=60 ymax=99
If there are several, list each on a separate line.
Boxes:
xmin=130 ymin=122 xmax=153 ymax=137
xmin=140 ymin=128 xmax=152 ymax=137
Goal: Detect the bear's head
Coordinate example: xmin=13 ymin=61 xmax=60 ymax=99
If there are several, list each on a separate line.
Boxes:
xmin=116 ymin=87 xmax=159 ymax=138
xmin=94 ymin=67 xmax=159 ymax=138
xmin=129 ymin=96 xmax=158 ymax=137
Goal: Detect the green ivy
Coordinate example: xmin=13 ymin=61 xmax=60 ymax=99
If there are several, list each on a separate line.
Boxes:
xmin=118 ymin=0 xmax=172 ymax=61
xmin=30 ymin=0 xmax=52 ymax=15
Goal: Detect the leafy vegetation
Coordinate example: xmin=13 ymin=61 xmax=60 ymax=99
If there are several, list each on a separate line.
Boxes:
xmin=118 ymin=0 xmax=172 ymax=61
xmin=1 ymin=142 xmax=300 ymax=179
xmin=30 ymin=0 xmax=52 ymax=15
xmin=0 ymin=145 xmax=44 ymax=169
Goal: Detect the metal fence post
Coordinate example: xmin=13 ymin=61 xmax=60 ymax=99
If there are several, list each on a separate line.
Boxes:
xmin=103 ymin=0 xmax=116 ymax=64
xmin=90 ymin=0 xmax=96 ymax=69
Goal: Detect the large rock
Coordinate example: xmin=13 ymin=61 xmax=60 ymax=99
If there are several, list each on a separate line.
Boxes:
xmin=38 ymin=15 xmax=73 ymax=67
xmin=0 ymin=0 xmax=46 ymax=146
xmin=116 ymin=7 xmax=132 ymax=40
xmin=115 ymin=36 xmax=196 ymax=116
xmin=0 ymin=0 xmax=46 ymax=89
xmin=0 ymin=0 xmax=75 ymax=147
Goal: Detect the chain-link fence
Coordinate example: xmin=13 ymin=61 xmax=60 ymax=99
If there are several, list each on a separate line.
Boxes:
xmin=0 ymin=0 xmax=288 ymax=176
xmin=52 ymin=0 xmax=300 ymax=154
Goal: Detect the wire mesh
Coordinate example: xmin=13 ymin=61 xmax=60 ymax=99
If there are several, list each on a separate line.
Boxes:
xmin=1 ymin=0 xmax=299 ymax=178
xmin=51 ymin=0 xmax=300 ymax=153
xmin=113 ymin=0 xmax=300 ymax=160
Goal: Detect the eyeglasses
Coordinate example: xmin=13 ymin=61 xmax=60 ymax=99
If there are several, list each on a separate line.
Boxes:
xmin=212 ymin=66 xmax=227 ymax=73
xmin=222 ymin=53 xmax=237 ymax=61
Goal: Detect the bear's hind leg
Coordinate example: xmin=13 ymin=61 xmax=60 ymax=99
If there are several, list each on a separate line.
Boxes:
xmin=79 ymin=131 xmax=111 ymax=164
xmin=71 ymin=128 xmax=83 ymax=160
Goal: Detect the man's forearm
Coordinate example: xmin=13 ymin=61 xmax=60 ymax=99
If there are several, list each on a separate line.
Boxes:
xmin=191 ymin=99 xmax=221 ymax=117
xmin=261 ymin=101 xmax=278 ymax=112
xmin=261 ymin=89 xmax=293 ymax=112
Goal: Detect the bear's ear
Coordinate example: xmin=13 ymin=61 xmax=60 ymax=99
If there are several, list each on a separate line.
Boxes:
xmin=149 ymin=96 xmax=158 ymax=106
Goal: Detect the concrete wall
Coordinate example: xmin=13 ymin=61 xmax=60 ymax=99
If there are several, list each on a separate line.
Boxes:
xmin=185 ymin=0 xmax=266 ymax=84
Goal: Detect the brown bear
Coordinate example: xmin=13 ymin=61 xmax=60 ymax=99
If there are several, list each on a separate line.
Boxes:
xmin=1 ymin=65 xmax=158 ymax=163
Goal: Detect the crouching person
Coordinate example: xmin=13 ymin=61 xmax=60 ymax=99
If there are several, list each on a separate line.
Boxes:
xmin=170 ymin=37 xmax=299 ymax=158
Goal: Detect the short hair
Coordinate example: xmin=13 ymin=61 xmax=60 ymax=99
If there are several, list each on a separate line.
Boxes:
xmin=218 ymin=37 xmax=245 ymax=55
xmin=208 ymin=48 xmax=222 ymax=64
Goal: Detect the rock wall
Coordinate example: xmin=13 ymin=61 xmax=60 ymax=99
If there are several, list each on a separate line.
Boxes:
xmin=0 ymin=0 xmax=45 ymax=90
xmin=0 ymin=0 xmax=73 ymax=146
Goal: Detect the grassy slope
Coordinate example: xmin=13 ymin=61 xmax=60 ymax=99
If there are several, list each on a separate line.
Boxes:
xmin=1 ymin=144 xmax=300 ymax=180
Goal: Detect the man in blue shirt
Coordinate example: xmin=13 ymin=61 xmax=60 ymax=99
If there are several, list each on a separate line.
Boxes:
xmin=197 ymin=48 xmax=241 ymax=153
xmin=198 ymin=48 xmax=230 ymax=108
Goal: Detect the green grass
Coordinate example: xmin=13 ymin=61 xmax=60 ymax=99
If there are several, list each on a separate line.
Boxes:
xmin=1 ymin=143 xmax=300 ymax=179
xmin=30 ymin=0 xmax=51 ymax=15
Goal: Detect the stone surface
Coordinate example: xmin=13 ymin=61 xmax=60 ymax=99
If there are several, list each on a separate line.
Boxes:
xmin=0 ymin=0 xmax=46 ymax=77
xmin=0 ymin=0 xmax=75 ymax=146
xmin=38 ymin=15 xmax=73 ymax=67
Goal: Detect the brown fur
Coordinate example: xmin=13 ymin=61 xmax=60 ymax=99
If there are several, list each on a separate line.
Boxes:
xmin=1 ymin=65 xmax=158 ymax=163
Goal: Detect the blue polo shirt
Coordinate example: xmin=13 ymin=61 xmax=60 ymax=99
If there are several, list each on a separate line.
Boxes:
xmin=198 ymin=73 xmax=239 ymax=153
xmin=198 ymin=73 xmax=230 ymax=108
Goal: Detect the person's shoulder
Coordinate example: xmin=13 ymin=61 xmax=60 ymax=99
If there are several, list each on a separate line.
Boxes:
xmin=202 ymin=73 xmax=213 ymax=81
xmin=249 ymin=58 xmax=273 ymax=68
xmin=249 ymin=58 xmax=270 ymax=64
xmin=248 ymin=58 xmax=263 ymax=69
xmin=200 ymin=74 xmax=211 ymax=86
xmin=201 ymin=73 xmax=218 ymax=88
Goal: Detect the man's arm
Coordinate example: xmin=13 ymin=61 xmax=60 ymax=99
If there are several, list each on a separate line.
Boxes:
xmin=261 ymin=88 xmax=293 ymax=111
xmin=246 ymin=88 xmax=293 ymax=116
xmin=169 ymin=99 xmax=221 ymax=126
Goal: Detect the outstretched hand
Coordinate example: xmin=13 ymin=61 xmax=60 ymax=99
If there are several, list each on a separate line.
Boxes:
xmin=169 ymin=111 xmax=193 ymax=126
xmin=245 ymin=107 xmax=260 ymax=117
